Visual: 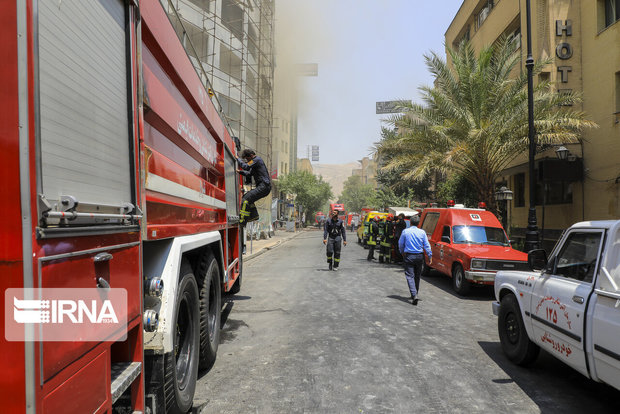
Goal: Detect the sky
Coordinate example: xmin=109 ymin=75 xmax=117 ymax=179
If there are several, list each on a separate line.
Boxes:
xmin=275 ymin=0 xmax=464 ymax=165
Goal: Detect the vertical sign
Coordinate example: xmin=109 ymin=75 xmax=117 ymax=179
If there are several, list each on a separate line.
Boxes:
xmin=555 ymin=20 xmax=573 ymax=105
xmin=311 ymin=145 xmax=319 ymax=162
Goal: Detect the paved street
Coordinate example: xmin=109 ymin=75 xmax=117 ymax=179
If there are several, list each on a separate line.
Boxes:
xmin=194 ymin=229 xmax=620 ymax=413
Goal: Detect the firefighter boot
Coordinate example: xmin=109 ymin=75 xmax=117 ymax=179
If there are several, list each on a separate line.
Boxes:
xmin=240 ymin=200 xmax=250 ymax=225
xmin=247 ymin=202 xmax=259 ymax=223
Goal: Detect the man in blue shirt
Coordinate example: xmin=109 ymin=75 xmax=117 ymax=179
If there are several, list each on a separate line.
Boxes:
xmin=398 ymin=215 xmax=432 ymax=305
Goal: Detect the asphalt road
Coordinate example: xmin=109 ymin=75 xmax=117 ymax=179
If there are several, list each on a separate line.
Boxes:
xmin=193 ymin=229 xmax=620 ymax=413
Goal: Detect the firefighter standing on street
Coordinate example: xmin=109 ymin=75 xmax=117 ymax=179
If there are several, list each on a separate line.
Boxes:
xmin=380 ymin=215 xmax=394 ymax=264
xmin=377 ymin=216 xmax=387 ymax=263
xmin=393 ymin=213 xmax=407 ymax=263
xmin=237 ymin=148 xmax=271 ymax=225
xmin=366 ymin=216 xmax=380 ymax=261
xmin=323 ymin=210 xmax=347 ymax=270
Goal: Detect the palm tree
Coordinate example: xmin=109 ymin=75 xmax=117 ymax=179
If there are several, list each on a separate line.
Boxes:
xmin=377 ymin=37 xmax=596 ymax=214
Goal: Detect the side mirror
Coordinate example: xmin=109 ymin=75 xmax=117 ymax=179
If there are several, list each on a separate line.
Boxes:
xmin=441 ymin=236 xmax=450 ymax=243
xmin=528 ymin=249 xmax=548 ymax=272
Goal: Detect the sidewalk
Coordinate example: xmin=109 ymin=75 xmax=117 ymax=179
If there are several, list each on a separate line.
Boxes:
xmin=243 ymin=227 xmax=309 ymax=261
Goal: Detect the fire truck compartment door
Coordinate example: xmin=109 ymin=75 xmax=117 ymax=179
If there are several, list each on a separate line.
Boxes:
xmin=38 ymin=0 xmax=132 ymax=211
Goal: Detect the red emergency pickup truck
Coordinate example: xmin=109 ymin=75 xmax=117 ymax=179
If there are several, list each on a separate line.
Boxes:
xmin=419 ymin=207 xmax=528 ymax=295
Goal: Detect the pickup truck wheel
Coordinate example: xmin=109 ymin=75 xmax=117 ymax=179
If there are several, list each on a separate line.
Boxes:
xmin=196 ymin=253 xmax=222 ymax=371
xmin=498 ymin=294 xmax=540 ymax=366
xmin=164 ymin=260 xmax=200 ymax=413
xmin=452 ymin=264 xmax=471 ymax=295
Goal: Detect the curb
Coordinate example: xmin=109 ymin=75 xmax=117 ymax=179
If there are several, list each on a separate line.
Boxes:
xmin=243 ymin=230 xmax=306 ymax=262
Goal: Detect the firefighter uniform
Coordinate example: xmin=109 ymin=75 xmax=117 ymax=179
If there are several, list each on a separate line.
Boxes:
xmin=380 ymin=217 xmax=395 ymax=264
xmin=377 ymin=218 xmax=387 ymax=263
xmin=237 ymin=154 xmax=271 ymax=225
xmin=393 ymin=215 xmax=407 ymax=263
xmin=323 ymin=216 xmax=346 ymax=270
xmin=366 ymin=218 xmax=380 ymax=261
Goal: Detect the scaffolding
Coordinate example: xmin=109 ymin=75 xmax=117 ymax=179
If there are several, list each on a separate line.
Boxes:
xmin=163 ymin=0 xmax=275 ymax=234
xmin=162 ymin=0 xmax=274 ymax=171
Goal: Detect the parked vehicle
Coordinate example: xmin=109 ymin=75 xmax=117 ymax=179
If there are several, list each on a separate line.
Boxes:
xmin=493 ymin=220 xmax=620 ymax=391
xmin=315 ymin=212 xmax=326 ymax=227
xmin=347 ymin=213 xmax=360 ymax=231
xmin=2 ymin=1 xmax=242 ymax=412
xmin=357 ymin=211 xmax=390 ymax=245
xmin=418 ymin=207 xmax=527 ymax=295
xmin=329 ymin=203 xmax=347 ymax=221
xmin=387 ymin=206 xmax=419 ymax=221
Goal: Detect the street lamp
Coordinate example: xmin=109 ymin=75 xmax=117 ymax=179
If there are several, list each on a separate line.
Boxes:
xmin=524 ymin=0 xmax=540 ymax=252
xmin=555 ymin=145 xmax=569 ymax=160
xmin=495 ymin=186 xmax=513 ymax=230
xmin=494 ymin=186 xmax=514 ymax=201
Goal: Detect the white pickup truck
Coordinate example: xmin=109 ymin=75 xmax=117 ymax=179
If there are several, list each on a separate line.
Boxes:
xmin=492 ymin=220 xmax=620 ymax=391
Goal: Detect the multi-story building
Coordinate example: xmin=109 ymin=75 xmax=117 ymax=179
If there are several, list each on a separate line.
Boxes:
xmin=446 ymin=0 xmax=620 ymax=249
xmin=352 ymin=157 xmax=378 ymax=188
xmin=163 ymin=0 xmax=275 ymax=232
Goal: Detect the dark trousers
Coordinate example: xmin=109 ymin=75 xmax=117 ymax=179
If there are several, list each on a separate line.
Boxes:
xmin=242 ymin=183 xmax=271 ymax=204
xmin=403 ymin=252 xmax=423 ymax=297
xmin=326 ymin=236 xmax=342 ymax=267
xmin=241 ymin=183 xmax=271 ymax=223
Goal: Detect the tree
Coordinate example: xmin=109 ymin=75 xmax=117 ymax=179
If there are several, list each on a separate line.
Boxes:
xmin=377 ymin=37 xmax=596 ymax=214
xmin=276 ymin=171 xmax=333 ymax=217
xmin=374 ymin=127 xmax=432 ymax=202
xmin=339 ymin=175 xmax=375 ymax=212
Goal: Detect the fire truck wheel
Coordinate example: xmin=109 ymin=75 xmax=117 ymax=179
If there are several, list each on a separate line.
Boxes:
xmin=498 ymin=293 xmax=540 ymax=365
xmin=452 ymin=264 xmax=471 ymax=296
xmin=165 ymin=260 xmax=200 ymax=413
xmin=196 ymin=252 xmax=221 ymax=371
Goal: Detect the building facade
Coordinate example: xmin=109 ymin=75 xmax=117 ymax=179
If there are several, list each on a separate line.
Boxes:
xmin=446 ymin=0 xmax=620 ymax=249
xmin=352 ymin=157 xmax=378 ymax=188
xmin=163 ymin=0 xmax=276 ymax=233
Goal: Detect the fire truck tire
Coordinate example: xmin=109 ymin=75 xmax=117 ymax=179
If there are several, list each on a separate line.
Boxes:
xmin=164 ymin=260 xmax=200 ymax=413
xmin=195 ymin=252 xmax=222 ymax=371
xmin=452 ymin=264 xmax=471 ymax=296
xmin=498 ymin=293 xmax=540 ymax=366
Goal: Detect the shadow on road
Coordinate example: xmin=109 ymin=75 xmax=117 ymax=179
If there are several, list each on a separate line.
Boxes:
xmin=421 ymin=270 xmax=495 ymax=301
xmin=387 ymin=294 xmax=412 ymax=305
xmin=479 ymin=341 xmax=620 ymax=413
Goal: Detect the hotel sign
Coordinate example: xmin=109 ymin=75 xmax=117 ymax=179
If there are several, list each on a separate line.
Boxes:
xmin=556 ymin=20 xmax=573 ymax=105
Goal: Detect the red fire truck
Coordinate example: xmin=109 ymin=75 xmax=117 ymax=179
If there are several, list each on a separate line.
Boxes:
xmin=1 ymin=1 xmax=242 ymax=413
xmin=329 ymin=203 xmax=346 ymax=221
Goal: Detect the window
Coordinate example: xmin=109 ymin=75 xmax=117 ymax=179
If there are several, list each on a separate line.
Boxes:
xmin=604 ymin=0 xmax=620 ymax=28
xmin=552 ymin=231 xmax=602 ymax=283
xmin=513 ymin=173 xmax=525 ymax=207
xmin=222 ymin=0 xmax=244 ymax=41
xmin=441 ymin=226 xmax=451 ymax=243
xmin=507 ymin=27 xmax=521 ymax=51
xmin=453 ymin=226 xmax=509 ymax=246
xmin=535 ymin=180 xmax=573 ymax=205
xmin=187 ymin=0 xmax=211 ymax=10
xmin=615 ymin=71 xmax=620 ymax=114
xmin=476 ymin=0 xmax=494 ymax=29
xmin=219 ymin=43 xmax=242 ymax=81
xmin=421 ymin=213 xmax=440 ymax=236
